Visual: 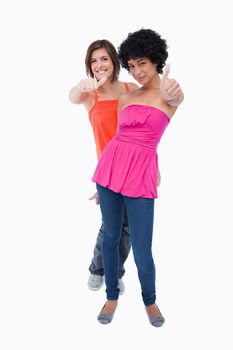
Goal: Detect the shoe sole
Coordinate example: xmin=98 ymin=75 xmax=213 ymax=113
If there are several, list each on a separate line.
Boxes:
xmin=88 ymin=285 xmax=103 ymax=291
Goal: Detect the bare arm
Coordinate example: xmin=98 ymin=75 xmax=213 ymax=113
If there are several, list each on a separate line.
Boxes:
xmin=128 ymin=82 xmax=139 ymax=91
xmin=69 ymin=82 xmax=90 ymax=104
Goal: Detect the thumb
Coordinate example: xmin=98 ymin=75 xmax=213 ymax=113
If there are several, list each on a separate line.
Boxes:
xmin=89 ymin=194 xmax=95 ymax=200
xmin=162 ymin=64 xmax=170 ymax=80
xmin=97 ymin=76 xmax=107 ymax=88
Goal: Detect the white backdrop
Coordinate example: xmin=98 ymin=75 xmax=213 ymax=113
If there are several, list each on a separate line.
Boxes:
xmin=1 ymin=0 xmax=232 ymax=349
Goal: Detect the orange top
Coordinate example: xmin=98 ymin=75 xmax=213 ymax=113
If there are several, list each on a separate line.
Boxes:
xmin=88 ymin=83 xmax=130 ymax=158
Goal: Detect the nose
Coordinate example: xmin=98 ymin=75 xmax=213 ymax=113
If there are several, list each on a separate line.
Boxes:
xmin=97 ymin=59 xmax=104 ymax=69
xmin=93 ymin=60 xmax=103 ymax=72
xmin=134 ymin=66 xmax=142 ymax=78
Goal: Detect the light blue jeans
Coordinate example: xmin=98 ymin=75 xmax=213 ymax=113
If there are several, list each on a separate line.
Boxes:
xmin=96 ymin=184 xmax=156 ymax=306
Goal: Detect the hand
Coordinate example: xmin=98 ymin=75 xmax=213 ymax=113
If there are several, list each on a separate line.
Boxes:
xmin=160 ymin=64 xmax=184 ymax=107
xmin=89 ymin=192 xmax=99 ymax=205
xmin=77 ymin=76 xmax=107 ymax=93
xmin=157 ymin=170 xmax=161 ymax=187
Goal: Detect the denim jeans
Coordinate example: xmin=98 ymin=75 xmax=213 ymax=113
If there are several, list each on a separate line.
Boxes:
xmin=96 ymin=184 xmax=156 ymax=306
xmin=88 ymin=205 xmax=131 ymax=279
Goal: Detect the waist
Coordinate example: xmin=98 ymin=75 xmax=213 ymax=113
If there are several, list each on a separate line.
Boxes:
xmin=115 ymin=134 xmax=156 ymax=151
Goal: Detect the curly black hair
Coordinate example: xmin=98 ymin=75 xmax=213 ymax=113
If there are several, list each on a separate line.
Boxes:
xmin=118 ymin=29 xmax=168 ymax=74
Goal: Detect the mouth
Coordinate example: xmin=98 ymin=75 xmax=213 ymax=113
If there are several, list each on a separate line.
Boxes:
xmin=98 ymin=70 xmax=106 ymax=74
xmin=95 ymin=70 xmax=107 ymax=81
xmin=136 ymin=76 xmax=145 ymax=82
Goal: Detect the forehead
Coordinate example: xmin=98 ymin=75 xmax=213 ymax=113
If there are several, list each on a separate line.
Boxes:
xmin=128 ymin=57 xmax=148 ymax=64
xmin=91 ymin=48 xmax=110 ymax=59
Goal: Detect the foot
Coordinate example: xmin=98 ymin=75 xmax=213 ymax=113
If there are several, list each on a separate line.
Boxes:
xmin=97 ymin=300 xmax=118 ymax=325
xmin=88 ymin=274 xmax=104 ymax=291
xmin=118 ymin=279 xmax=125 ymax=295
xmin=145 ymin=304 xmax=165 ymax=327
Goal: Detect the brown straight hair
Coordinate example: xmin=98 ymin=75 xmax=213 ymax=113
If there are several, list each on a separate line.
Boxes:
xmin=85 ymin=39 xmax=120 ymax=82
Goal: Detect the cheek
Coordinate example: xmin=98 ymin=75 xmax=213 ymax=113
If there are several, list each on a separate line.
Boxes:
xmin=91 ymin=63 xmax=97 ymax=71
xmin=107 ymin=62 xmax=114 ymax=70
xmin=149 ymin=67 xmax=156 ymax=75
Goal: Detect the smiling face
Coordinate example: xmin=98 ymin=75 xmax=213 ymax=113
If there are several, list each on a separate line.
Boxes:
xmin=128 ymin=57 xmax=157 ymax=85
xmin=90 ymin=48 xmax=114 ymax=82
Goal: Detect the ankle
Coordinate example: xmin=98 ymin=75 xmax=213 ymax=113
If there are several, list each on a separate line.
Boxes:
xmin=146 ymin=304 xmax=161 ymax=317
xmin=103 ymin=300 xmax=118 ymax=313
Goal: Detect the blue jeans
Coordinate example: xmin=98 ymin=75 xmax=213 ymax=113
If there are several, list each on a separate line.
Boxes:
xmin=88 ymin=205 xmax=131 ymax=279
xmin=96 ymin=184 xmax=156 ymax=306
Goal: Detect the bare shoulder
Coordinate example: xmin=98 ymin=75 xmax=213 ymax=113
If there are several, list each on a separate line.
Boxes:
xmin=118 ymin=80 xmax=138 ymax=92
xmin=119 ymin=91 xmax=129 ymax=103
xmin=118 ymin=87 xmax=138 ymax=111
xmin=127 ymin=82 xmax=139 ymax=91
xmin=118 ymin=81 xmax=138 ymax=101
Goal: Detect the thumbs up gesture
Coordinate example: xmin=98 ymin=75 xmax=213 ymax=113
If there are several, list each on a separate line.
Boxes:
xmin=160 ymin=64 xmax=184 ymax=107
xmin=78 ymin=76 xmax=107 ymax=93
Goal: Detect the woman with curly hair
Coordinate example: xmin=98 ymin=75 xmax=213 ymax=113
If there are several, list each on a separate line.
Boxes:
xmin=69 ymin=38 xmax=183 ymax=295
xmin=92 ymin=29 xmax=183 ymax=327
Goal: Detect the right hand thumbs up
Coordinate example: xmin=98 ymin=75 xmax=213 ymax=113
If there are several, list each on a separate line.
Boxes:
xmin=78 ymin=76 xmax=107 ymax=92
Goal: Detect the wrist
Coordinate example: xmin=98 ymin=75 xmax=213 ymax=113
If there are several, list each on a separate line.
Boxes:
xmin=166 ymin=95 xmax=184 ymax=107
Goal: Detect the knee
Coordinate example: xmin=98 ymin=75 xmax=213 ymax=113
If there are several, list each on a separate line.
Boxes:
xmin=102 ymin=230 xmax=120 ymax=246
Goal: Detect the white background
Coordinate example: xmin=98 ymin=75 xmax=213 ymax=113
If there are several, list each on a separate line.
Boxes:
xmin=0 ymin=0 xmax=232 ymax=349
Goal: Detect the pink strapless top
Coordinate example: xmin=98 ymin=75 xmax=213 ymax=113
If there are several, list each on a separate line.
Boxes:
xmin=92 ymin=104 xmax=170 ymax=198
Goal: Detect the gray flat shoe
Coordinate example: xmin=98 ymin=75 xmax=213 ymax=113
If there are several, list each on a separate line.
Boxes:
xmin=148 ymin=314 xmax=165 ymax=327
xmin=97 ymin=303 xmax=117 ymax=325
xmin=146 ymin=305 xmax=165 ymax=327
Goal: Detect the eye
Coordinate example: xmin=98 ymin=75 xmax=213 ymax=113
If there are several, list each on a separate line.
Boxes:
xmin=100 ymin=57 xmax=109 ymax=62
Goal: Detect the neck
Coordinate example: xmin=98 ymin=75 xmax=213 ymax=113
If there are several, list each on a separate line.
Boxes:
xmin=98 ymin=79 xmax=117 ymax=93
